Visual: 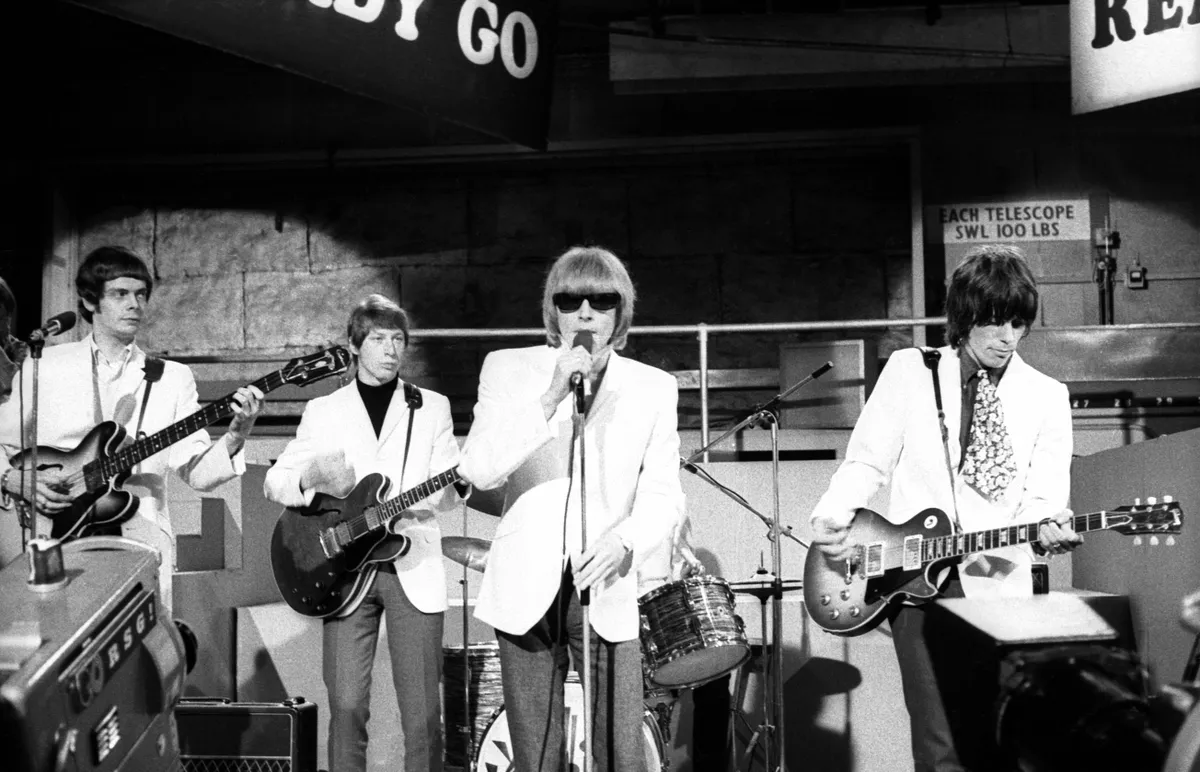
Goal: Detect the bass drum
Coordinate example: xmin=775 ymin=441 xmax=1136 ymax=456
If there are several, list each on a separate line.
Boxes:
xmin=473 ymin=675 xmax=664 ymax=771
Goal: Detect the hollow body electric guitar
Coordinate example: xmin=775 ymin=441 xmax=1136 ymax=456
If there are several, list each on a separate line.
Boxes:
xmin=270 ymin=467 xmax=462 ymax=619
xmin=7 ymin=347 xmax=351 ymax=541
xmin=804 ymin=499 xmax=1184 ymax=637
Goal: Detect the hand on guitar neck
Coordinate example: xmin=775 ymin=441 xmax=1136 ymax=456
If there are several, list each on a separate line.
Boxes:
xmin=812 ymin=507 xmax=1084 ymax=564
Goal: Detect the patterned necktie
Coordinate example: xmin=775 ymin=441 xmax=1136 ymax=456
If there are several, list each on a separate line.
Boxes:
xmin=961 ymin=369 xmax=1017 ymax=502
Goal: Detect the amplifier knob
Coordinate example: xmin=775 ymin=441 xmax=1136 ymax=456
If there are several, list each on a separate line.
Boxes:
xmin=820 ymin=595 xmax=831 ymax=605
xmin=840 ymin=590 xmax=851 ymax=600
xmin=850 ymin=607 xmax=861 ymax=617
xmin=829 ymin=609 xmax=841 ymax=620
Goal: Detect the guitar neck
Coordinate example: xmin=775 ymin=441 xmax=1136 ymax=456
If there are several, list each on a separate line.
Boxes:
xmin=925 ymin=511 xmax=1111 ymax=564
xmin=374 ymin=468 xmax=463 ymax=524
xmin=101 ymin=370 xmax=287 ymax=477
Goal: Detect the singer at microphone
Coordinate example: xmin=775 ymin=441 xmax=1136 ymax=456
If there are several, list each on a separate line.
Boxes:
xmin=455 ymin=246 xmax=685 ymax=772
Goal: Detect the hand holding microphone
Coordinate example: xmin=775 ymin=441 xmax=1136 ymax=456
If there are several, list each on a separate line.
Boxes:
xmin=542 ymin=330 xmax=598 ymax=418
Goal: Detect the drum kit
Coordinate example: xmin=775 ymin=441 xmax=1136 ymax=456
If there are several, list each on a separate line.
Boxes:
xmin=440 ymin=537 xmax=805 ymax=771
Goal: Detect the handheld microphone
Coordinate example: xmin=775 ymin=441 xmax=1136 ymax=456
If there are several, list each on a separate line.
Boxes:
xmin=29 ymin=311 xmax=77 ymax=342
xmin=570 ymin=331 xmax=594 ymax=413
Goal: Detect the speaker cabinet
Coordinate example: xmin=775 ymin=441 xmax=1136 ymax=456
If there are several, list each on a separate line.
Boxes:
xmin=176 ymin=697 xmax=318 ymax=772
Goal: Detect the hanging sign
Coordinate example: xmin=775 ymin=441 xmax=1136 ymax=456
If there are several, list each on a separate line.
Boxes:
xmin=1071 ymin=0 xmax=1200 ymax=113
xmin=66 ymin=0 xmax=559 ymax=149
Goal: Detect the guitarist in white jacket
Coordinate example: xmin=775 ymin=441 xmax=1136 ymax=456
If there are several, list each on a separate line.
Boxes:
xmin=263 ymin=295 xmax=460 ymax=772
xmin=810 ymin=245 xmax=1082 ymax=772
xmin=0 ymin=247 xmax=262 ymax=607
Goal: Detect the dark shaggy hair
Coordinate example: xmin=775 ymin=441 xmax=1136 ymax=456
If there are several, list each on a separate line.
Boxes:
xmin=945 ymin=244 xmax=1038 ymax=348
xmin=76 ymin=246 xmax=153 ymax=324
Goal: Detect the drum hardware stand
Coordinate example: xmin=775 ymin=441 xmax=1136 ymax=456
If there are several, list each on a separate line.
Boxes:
xmin=458 ymin=497 xmax=475 ymax=765
xmin=684 ymin=361 xmax=833 ymax=772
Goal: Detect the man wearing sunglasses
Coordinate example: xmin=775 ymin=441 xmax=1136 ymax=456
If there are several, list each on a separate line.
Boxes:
xmin=459 ymin=245 xmax=685 ymax=771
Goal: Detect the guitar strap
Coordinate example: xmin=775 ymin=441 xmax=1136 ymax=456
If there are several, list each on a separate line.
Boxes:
xmin=919 ymin=347 xmax=962 ymax=531
xmin=399 ymin=381 xmax=422 ymax=487
xmin=135 ymin=357 xmax=165 ymax=441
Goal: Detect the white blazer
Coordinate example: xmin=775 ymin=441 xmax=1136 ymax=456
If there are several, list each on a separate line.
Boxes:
xmin=263 ymin=379 xmax=460 ymax=614
xmin=458 ymin=345 xmax=685 ymax=642
xmin=0 ymin=336 xmax=243 ymax=607
xmin=811 ymin=346 xmax=1072 ymax=598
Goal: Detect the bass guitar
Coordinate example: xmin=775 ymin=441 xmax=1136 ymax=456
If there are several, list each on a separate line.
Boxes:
xmin=7 ymin=346 xmax=351 ymax=540
xmin=804 ymin=498 xmax=1184 ymax=637
xmin=270 ymin=467 xmax=462 ymax=619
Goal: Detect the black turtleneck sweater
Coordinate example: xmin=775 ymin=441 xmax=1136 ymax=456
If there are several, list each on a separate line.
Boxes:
xmin=356 ymin=377 xmax=398 ymax=438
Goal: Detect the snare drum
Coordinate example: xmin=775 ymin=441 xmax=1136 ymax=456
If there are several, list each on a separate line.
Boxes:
xmin=472 ymin=676 xmax=664 ymax=771
xmin=639 ymin=576 xmax=750 ymax=689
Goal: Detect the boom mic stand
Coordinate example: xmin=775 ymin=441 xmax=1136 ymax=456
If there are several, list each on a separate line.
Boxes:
xmin=683 ymin=361 xmax=833 ymax=772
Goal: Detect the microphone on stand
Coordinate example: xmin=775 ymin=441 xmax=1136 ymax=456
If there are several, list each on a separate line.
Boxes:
xmin=570 ymin=330 xmax=594 ymax=414
xmin=28 ymin=312 xmax=77 ymax=343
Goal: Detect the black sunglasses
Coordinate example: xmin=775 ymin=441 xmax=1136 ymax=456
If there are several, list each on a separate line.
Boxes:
xmin=552 ymin=292 xmax=621 ymax=312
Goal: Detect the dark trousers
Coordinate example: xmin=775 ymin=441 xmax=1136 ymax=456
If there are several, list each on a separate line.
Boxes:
xmin=889 ymin=579 xmax=967 ymax=772
xmin=323 ymin=566 xmax=444 ymax=772
xmin=495 ymin=569 xmax=643 ymax=772
xmin=692 ymin=673 xmax=733 ymax=772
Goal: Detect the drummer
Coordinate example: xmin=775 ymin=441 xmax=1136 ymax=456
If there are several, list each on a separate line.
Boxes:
xmin=637 ymin=517 xmax=735 ymax=772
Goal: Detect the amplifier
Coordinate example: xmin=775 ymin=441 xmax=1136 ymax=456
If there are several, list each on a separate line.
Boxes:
xmin=175 ymin=696 xmax=318 ymax=772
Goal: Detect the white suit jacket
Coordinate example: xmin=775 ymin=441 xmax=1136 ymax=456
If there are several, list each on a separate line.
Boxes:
xmin=0 ymin=336 xmax=244 ymax=608
xmin=811 ymin=346 xmax=1072 ymax=598
xmin=263 ymin=379 xmax=460 ymax=614
xmin=458 ymin=345 xmax=685 ymax=642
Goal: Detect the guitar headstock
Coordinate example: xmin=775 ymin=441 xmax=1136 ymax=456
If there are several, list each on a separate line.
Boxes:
xmin=281 ymin=346 xmax=352 ymax=387
xmin=1108 ymin=496 xmax=1184 ymax=537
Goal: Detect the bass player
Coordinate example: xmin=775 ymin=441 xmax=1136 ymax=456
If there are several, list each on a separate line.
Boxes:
xmin=262 ymin=294 xmax=461 ymax=772
xmin=0 ymin=246 xmax=262 ymax=602
xmin=809 ymin=244 xmax=1082 ymax=772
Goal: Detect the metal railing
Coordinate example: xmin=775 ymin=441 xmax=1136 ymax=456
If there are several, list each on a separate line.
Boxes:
xmin=412 ymin=316 xmax=950 ymax=450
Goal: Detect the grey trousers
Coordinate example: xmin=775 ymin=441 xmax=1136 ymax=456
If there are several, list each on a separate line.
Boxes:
xmin=323 ymin=567 xmax=444 ymax=772
xmin=495 ymin=569 xmax=644 ymax=772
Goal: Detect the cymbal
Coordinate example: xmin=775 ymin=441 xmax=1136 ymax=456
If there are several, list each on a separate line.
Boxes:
xmin=441 ymin=536 xmax=491 ymax=572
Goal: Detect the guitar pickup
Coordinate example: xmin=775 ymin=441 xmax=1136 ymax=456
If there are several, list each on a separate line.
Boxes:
xmin=902 ymin=535 xmax=922 ymax=571
xmin=319 ymin=529 xmax=343 ymax=560
xmin=862 ymin=542 xmax=885 ymax=578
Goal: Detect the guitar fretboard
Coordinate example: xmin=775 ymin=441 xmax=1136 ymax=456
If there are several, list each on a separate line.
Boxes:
xmin=921 ymin=511 xmax=1111 ymax=563
xmin=349 ymin=468 xmax=462 ymax=541
xmin=93 ymin=370 xmax=292 ymax=480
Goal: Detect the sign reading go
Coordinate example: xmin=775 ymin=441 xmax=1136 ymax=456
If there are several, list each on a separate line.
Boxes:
xmin=67 ymin=0 xmax=559 ymax=149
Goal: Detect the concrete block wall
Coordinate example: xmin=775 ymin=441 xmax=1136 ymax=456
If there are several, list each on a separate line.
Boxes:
xmin=69 ymin=148 xmax=915 ymax=429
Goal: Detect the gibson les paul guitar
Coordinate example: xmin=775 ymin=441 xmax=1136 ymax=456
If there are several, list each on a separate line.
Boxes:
xmin=271 ymin=468 xmax=462 ymax=619
xmin=7 ymin=346 xmax=351 ymax=540
xmin=804 ymin=498 xmax=1184 ymax=637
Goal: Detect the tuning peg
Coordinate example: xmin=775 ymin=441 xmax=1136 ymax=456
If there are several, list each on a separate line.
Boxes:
xmin=1164 ymin=495 xmax=1174 ymax=503
xmin=1150 ymin=536 xmax=1160 ymax=546
xmin=1167 ymin=536 xmax=1176 ymax=546
xmin=1148 ymin=496 xmax=1158 ymax=506
xmin=1133 ymin=536 xmax=1143 ymax=546
xmin=1135 ymin=498 xmax=1142 ymax=506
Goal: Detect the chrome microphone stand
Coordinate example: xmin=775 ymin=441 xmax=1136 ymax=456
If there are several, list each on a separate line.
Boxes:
xmin=573 ymin=377 xmax=594 ymax=772
xmin=683 ymin=361 xmax=832 ymax=772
